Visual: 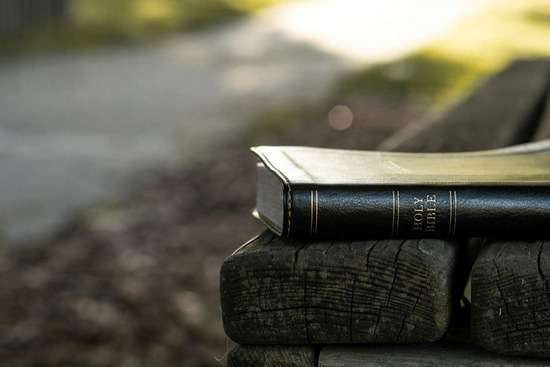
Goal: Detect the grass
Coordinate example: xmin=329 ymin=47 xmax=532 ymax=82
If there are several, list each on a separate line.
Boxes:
xmin=337 ymin=0 xmax=550 ymax=107
xmin=1 ymin=0 xmax=283 ymax=55
xmin=338 ymin=51 xmax=479 ymax=107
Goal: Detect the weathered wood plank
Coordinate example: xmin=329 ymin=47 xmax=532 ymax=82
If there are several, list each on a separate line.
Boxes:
xmin=380 ymin=58 xmax=550 ymax=152
xmin=471 ymin=241 xmax=550 ymax=357
xmin=226 ymin=345 xmax=317 ymax=367
xmin=222 ymin=232 xmax=457 ymax=344
xmin=319 ymin=343 xmax=549 ymax=366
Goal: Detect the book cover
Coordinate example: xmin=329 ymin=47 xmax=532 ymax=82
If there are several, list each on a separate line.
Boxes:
xmin=252 ymin=141 xmax=550 ymax=239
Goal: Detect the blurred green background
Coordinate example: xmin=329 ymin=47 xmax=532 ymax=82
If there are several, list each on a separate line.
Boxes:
xmin=339 ymin=0 xmax=550 ymax=106
xmin=2 ymin=0 xmax=282 ymax=52
xmin=3 ymin=0 xmax=550 ymax=106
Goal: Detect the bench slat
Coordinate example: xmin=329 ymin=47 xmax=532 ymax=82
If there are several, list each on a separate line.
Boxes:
xmin=380 ymin=58 xmax=550 ymax=152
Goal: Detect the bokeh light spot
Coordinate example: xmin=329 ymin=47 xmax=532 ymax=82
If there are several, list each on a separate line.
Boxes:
xmin=328 ymin=105 xmax=354 ymax=130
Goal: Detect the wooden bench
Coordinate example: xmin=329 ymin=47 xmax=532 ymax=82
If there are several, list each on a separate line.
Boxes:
xmin=223 ymin=58 xmax=550 ymax=366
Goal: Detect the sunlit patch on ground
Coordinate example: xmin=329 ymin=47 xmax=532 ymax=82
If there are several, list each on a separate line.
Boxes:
xmin=337 ymin=0 xmax=550 ymax=106
xmin=260 ymin=0 xmax=487 ymax=63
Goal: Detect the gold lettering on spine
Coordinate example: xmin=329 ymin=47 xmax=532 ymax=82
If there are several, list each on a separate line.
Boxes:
xmin=391 ymin=191 xmax=396 ymax=236
xmin=425 ymin=194 xmax=436 ymax=232
xmin=412 ymin=194 xmax=438 ymax=234
xmin=412 ymin=196 xmax=424 ymax=232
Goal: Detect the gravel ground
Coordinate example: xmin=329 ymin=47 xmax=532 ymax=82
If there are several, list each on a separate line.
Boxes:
xmin=0 ymin=97 xmax=422 ymax=367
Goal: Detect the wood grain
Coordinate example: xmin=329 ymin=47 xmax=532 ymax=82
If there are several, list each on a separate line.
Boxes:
xmin=471 ymin=241 xmax=550 ymax=357
xmin=222 ymin=232 xmax=456 ymax=344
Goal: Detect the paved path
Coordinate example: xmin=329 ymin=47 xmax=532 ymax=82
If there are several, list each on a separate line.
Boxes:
xmin=0 ymin=0 xmax=483 ymax=243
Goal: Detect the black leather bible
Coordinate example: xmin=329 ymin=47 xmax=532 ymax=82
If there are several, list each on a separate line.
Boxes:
xmin=252 ymin=141 xmax=550 ymax=239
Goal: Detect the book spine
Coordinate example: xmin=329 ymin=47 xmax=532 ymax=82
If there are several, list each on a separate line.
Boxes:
xmin=288 ymin=186 xmax=550 ymax=238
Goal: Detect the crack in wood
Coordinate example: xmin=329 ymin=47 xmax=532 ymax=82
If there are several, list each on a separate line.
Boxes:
xmin=492 ymin=259 xmax=516 ymax=350
xmin=349 ymin=276 xmax=356 ymax=342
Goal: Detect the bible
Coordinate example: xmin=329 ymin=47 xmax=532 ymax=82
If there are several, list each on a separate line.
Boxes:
xmin=252 ymin=141 xmax=550 ymax=239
